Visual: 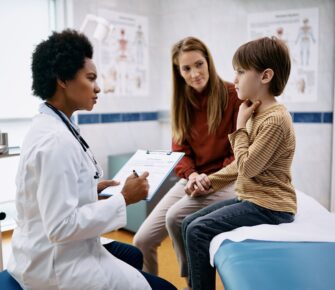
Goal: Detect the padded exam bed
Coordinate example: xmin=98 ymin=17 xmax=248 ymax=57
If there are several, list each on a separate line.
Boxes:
xmin=210 ymin=191 xmax=335 ymax=290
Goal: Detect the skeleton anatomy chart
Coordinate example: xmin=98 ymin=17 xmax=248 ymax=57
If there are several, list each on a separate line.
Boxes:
xmin=87 ymin=9 xmax=149 ymax=98
xmin=248 ymin=8 xmax=319 ymax=103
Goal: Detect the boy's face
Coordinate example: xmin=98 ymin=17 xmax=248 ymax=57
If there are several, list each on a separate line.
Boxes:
xmin=178 ymin=50 xmax=209 ymax=93
xmin=233 ymin=67 xmax=263 ymax=101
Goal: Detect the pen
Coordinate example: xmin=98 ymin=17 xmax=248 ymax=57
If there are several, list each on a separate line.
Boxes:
xmin=133 ymin=169 xmax=139 ymax=177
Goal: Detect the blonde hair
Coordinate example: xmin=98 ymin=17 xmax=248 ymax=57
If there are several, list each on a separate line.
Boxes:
xmin=171 ymin=37 xmax=228 ymax=144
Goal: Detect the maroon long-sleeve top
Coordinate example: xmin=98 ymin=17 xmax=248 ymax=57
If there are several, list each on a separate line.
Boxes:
xmin=172 ymin=82 xmax=241 ymax=179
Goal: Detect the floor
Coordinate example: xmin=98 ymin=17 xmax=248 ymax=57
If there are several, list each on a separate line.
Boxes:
xmin=1 ymin=229 xmax=225 ymax=289
xmin=105 ymin=230 xmax=225 ymax=289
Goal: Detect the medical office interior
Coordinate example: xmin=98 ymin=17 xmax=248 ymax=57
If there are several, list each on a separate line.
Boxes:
xmin=0 ymin=0 xmax=335 ymax=289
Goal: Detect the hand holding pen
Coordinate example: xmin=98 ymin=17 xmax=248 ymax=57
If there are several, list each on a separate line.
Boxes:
xmin=121 ymin=170 xmax=149 ymax=205
xmin=133 ymin=169 xmax=139 ymax=177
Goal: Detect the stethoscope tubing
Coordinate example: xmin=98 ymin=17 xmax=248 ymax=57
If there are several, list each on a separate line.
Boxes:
xmin=44 ymin=102 xmax=101 ymax=179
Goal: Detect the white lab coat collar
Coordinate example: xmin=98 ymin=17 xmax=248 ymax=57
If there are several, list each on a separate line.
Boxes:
xmin=39 ymin=102 xmax=80 ymax=133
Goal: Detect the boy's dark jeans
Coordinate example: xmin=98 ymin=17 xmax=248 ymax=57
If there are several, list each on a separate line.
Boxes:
xmin=182 ymin=197 xmax=294 ymax=290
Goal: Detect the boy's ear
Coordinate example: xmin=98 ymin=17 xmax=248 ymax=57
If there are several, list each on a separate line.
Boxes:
xmin=261 ymin=69 xmax=274 ymax=84
xmin=56 ymin=78 xmax=67 ymax=89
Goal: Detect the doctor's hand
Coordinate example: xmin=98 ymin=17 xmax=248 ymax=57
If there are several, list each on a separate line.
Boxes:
xmin=97 ymin=180 xmax=120 ymax=194
xmin=97 ymin=180 xmax=120 ymax=200
xmin=121 ymin=171 xmax=149 ymax=205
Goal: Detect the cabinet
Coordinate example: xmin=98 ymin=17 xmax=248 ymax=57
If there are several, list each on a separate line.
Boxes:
xmin=108 ymin=153 xmax=179 ymax=232
xmin=0 ymin=147 xmax=20 ymax=232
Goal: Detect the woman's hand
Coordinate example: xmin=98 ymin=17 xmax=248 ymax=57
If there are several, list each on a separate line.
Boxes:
xmin=184 ymin=172 xmax=199 ymax=195
xmin=185 ymin=173 xmax=213 ymax=197
xmin=236 ymin=100 xmax=261 ymax=129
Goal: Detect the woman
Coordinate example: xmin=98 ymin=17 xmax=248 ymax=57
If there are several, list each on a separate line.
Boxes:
xmin=133 ymin=37 xmax=241 ymax=282
xmin=7 ymin=29 xmax=176 ymax=290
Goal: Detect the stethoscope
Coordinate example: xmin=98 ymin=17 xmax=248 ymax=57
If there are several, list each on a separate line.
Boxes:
xmin=45 ymin=102 xmax=103 ymax=179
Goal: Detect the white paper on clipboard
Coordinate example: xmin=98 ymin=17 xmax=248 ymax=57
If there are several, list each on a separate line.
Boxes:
xmin=100 ymin=149 xmax=184 ymax=200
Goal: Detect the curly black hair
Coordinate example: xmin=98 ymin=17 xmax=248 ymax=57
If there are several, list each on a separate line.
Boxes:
xmin=32 ymin=29 xmax=93 ymax=100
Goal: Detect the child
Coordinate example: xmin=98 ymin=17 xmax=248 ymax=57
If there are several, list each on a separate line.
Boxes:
xmin=181 ymin=36 xmax=296 ymax=290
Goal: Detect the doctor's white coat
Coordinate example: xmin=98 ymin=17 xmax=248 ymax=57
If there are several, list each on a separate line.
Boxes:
xmin=7 ymin=104 xmax=151 ymax=290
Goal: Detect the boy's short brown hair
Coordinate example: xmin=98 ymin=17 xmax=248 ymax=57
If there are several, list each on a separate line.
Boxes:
xmin=232 ymin=37 xmax=291 ymax=96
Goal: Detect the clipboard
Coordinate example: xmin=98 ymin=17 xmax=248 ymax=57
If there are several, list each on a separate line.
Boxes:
xmin=100 ymin=149 xmax=184 ymax=200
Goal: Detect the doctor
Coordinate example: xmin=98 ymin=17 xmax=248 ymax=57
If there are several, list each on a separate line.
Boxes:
xmin=7 ymin=29 xmax=176 ymax=290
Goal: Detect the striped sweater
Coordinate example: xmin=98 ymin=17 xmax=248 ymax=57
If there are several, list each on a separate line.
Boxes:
xmin=208 ymin=103 xmax=297 ymax=214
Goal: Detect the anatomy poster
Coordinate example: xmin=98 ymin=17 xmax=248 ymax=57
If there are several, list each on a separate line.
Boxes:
xmin=247 ymin=8 xmax=319 ymax=103
xmin=96 ymin=9 xmax=149 ymax=97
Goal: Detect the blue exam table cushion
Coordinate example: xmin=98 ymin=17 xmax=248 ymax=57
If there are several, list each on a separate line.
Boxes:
xmin=214 ymin=239 xmax=335 ymax=290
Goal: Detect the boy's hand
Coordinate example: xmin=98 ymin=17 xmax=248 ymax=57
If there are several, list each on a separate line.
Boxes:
xmin=237 ymin=100 xmax=261 ymax=129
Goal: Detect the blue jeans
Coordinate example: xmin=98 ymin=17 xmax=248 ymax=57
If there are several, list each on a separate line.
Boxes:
xmin=182 ymin=198 xmax=294 ymax=290
xmin=104 ymin=241 xmax=177 ymax=290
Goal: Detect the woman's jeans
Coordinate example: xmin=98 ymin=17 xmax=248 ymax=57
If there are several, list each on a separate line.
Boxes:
xmin=182 ymin=198 xmax=294 ymax=290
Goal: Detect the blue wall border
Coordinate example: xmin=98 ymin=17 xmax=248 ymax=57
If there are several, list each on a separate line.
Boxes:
xmin=78 ymin=111 xmax=158 ymax=124
xmin=78 ymin=111 xmax=333 ymax=125
xmin=291 ymin=112 xmax=333 ymax=123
